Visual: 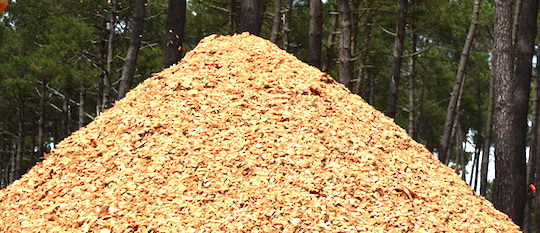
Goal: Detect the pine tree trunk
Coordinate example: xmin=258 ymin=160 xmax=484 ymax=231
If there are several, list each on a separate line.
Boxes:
xmin=322 ymin=8 xmax=338 ymax=72
xmin=282 ymin=0 xmax=293 ymax=50
xmin=9 ymin=141 xmax=15 ymax=183
xmin=515 ymin=0 xmax=538 ymax=229
xmin=79 ymin=79 xmax=85 ymax=129
xmin=492 ymin=0 xmax=528 ymax=226
xmin=337 ymin=0 xmax=353 ymax=89
xmin=480 ymin=73 xmax=495 ymax=196
xmin=118 ymin=0 xmax=147 ymax=99
xmin=15 ymin=102 xmax=23 ymax=180
xmin=308 ymin=0 xmax=322 ymax=68
xmin=101 ymin=0 xmax=117 ymax=112
xmin=236 ymin=0 xmax=264 ymax=35
xmin=229 ymin=0 xmax=237 ymax=34
xmin=356 ymin=11 xmax=373 ymax=99
xmin=37 ymin=81 xmax=46 ymax=157
xmin=62 ymin=88 xmax=72 ymax=138
xmin=408 ymin=24 xmax=418 ymax=138
xmin=386 ymin=0 xmax=407 ymax=118
xmin=270 ymin=0 xmax=281 ymax=44
xmin=534 ymin=45 xmax=540 ymax=233
xmin=438 ymin=0 xmax=481 ymax=163
xmin=164 ymin=0 xmax=186 ymax=68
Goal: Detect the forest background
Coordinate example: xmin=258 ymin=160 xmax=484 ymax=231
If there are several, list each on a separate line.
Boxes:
xmin=1 ymin=0 xmax=539 ymax=231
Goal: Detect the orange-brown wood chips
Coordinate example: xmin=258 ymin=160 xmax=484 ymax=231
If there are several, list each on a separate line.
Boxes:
xmin=0 ymin=34 xmax=520 ymax=232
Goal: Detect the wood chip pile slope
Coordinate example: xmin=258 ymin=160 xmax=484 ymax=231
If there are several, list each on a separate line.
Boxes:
xmin=0 ymin=33 xmax=519 ymax=232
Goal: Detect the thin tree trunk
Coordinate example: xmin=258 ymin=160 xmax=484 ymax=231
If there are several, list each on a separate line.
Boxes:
xmin=473 ymin=142 xmax=482 ymax=191
xmin=79 ymin=79 xmax=85 ymax=129
xmin=356 ymin=11 xmax=373 ymax=98
xmin=118 ymin=0 xmax=147 ymax=99
xmin=534 ymin=45 xmax=540 ymax=233
xmin=337 ymin=0 xmax=353 ymax=89
xmin=9 ymin=141 xmax=15 ymax=183
xmin=493 ymin=0 xmax=528 ymax=226
xmin=270 ymin=0 xmax=281 ymax=44
xmin=308 ymin=0 xmax=322 ymax=68
xmin=164 ymin=0 xmax=186 ymax=68
xmin=62 ymin=88 xmax=72 ymax=138
xmin=37 ymin=81 xmax=46 ymax=157
xmin=322 ymin=8 xmax=338 ymax=72
xmin=480 ymin=73 xmax=495 ymax=196
xmin=229 ymin=0 xmax=238 ymax=34
xmin=102 ymin=0 xmax=117 ymax=112
xmin=15 ymin=103 xmax=23 ymax=179
xmin=281 ymin=0 xmax=293 ymax=50
xmin=438 ymin=0 xmax=481 ymax=163
xmin=386 ymin=0 xmax=407 ymax=118
xmin=236 ymin=0 xmax=264 ymax=35
xmin=408 ymin=24 xmax=418 ymax=138
xmin=458 ymin=127 xmax=466 ymax=180
xmin=229 ymin=0 xmax=237 ymax=34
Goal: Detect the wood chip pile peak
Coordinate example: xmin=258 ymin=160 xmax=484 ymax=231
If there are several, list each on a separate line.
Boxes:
xmin=0 ymin=33 xmax=519 ymax=232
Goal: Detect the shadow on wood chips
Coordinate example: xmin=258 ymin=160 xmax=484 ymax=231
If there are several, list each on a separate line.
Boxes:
xmin=0 ymin=33 xmax=520 ymax=232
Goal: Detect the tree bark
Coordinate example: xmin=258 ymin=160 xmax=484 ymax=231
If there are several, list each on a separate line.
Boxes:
xmin=270 ymin=0 xmax=281 ymax=44
xmin=79 ymin=79 xmax=85 ymax=129
xmin=493 ymin=0 xmax=532 ymax=226
xmin=281 ymin=0 xmax=293 ymax=50
xmin=37 ymin=81 xmax=46 ymax=157
xmin=534 ymin=45 xmax=540 ymax=233
xmin=15 ymin=102 xmax=23 ymax=180
xmin=356 ymin=11 xmax=374 ymax=99
xmin=480 ymin=72 xmax=495 ymax=196
xmin=229 ymin=0 xmax=237 ymax=34
xmin=408 ymin=24 xmax=418 ymax=138
xmin=236 ymin=0 xmax=264 ymax=35
xmin=385 ymin=0 xmax=407 ymax=118
xmin=438 ymin=0 xmax=481 ymax=163
xmin=514 ymin=0 xmax=538 ymax=229
xmin=337 ymin=0 xmax=353 ymax=89
xmin=118 ymin=0 xmax=147 ymax=99
xmin=322 ymin=8 xmax=338 ymax=72
xmin=164 ymin=0 xmax=186 ymax=68
xmin=101 ymin=0 xmax=117 ymax=112
xmin=308 ymin=0 xmax=322 ymax=68
xmin=512 ymin=0 xmax=521 ymax=46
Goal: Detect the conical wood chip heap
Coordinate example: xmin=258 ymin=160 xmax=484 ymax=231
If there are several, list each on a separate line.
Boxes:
xmin=0 ymin=34 xmax=519 ymax=232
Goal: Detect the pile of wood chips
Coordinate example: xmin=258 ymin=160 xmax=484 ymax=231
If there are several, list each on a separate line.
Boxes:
xmin=0 ymin=33 xmax=520 ymax=232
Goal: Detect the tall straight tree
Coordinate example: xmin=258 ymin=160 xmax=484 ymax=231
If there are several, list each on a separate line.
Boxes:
xmin=386 ymin=0 xmax=407 ymax=118
xmin=282 ymin=0 xmax=293 ymax=50
xmin=308 ymin=0 xmax=322 ymax=68
xmin=480 ymin=75 xmax=495 ymax=196
xmin=101 ymin=0 xmax=117 ymax=112
xmin=236 ymin=0 xmax=264 ymax=35
xmin=534 ymin=46 xmax=540 ymax=233
xmin=513 ymin=0 xmax=538 ymax=227
xmin=492 ymin=0 xmax=531 ymax=227
xmin=322 ymin=6 xmax=338 ymax=72
xmin=438 ymin=0 xmax=481 ymax=163
xmin=164 ymin=0 xmax=186 ymax=68
xmin=270 ymin=0 xmax=281 ymax=44
xmin=118 ymin=0 xmax=147 ymax=99
xmin=337 ymin=0 xmax=352 ymax=89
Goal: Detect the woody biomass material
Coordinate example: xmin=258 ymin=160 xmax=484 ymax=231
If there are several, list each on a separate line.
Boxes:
xmin=0 ymin=34 xmax=519 ymax=232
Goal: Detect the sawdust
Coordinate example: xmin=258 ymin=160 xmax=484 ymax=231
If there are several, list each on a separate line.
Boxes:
xmin=0 ymin=33 xmax=520 ymax=232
